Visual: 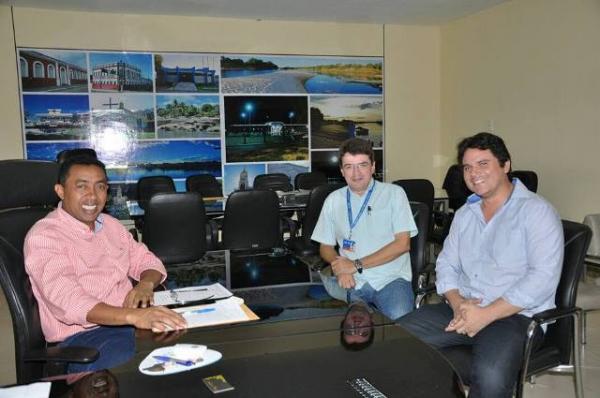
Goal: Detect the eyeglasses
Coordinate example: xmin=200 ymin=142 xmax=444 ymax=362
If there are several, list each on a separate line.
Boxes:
xmin=343 ymin=325 xmax=371 ymax=337
xmin=342 ymin=162 xmax=371 ymax=172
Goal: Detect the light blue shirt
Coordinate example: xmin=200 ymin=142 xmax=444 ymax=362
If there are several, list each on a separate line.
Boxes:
xmin=311 ymin=180 xmax=417 ymax=290
xmin=435 ymin=179 xmax=564 ymax=317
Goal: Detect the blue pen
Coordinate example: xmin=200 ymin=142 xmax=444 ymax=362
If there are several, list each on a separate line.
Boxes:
xmin=152 ymin=355 xmax=195 ymax=366
xmin=183 ymin=307 xmax=216 ymax=315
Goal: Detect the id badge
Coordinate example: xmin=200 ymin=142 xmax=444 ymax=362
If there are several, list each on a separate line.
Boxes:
xmin=342 ymin=239 xmax=356 ymax=252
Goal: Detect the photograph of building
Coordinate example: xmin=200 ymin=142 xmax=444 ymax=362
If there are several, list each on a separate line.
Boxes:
xmin=155 ymin=53 xmax=220 ymax=93
xmin=19 ymin=49 xmax=88 ymax=92
xmin=90 ymin=52 xmax=153 ymax=92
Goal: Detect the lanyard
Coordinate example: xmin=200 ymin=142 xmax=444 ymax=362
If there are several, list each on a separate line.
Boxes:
xmin=346 ymin=180 xmax=375 ymax=239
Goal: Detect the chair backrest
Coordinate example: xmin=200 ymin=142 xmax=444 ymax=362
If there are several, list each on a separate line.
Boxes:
xmin=0 ymin=237 xmax=46 ymax=383
xmin=136 ymin=176 xmax=175 ymax=210
xmin=0 ymin=160 xmax=59 ymax=252
xmin=392 ymin=179 xmax=434 ymax=215
xmin=222 ymin=190 xmax=281 ymax=250
xmin=442 ymin=164 xmax=471 ymax=212
xmin=0 ymin=160 xmax=60 ymax=383
xmin=510 ymin=170 xmax=538 ymax=193
xmin=186 ymin=174 xmax=222 ymax=198
xmin=301 ymin=183 xmax=344 ymax=244
xmin=409 ymin=201 xmax=430 ymax=292
xmin=294 ymin=171 xmax=327 ymax=190
xmin=253 ymin=173 xmax=293 ymax=192
xmin=142 ymin=192 xmax=207 ymax=265
xmin=544 ymin=220 xmax=592 ymax=364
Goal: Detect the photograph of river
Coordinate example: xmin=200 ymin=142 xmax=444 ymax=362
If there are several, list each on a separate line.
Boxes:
xmin=310 ymin=96 xmax=383 ymax=149
xmin=221 ymin=55 xmax=382 ymax=94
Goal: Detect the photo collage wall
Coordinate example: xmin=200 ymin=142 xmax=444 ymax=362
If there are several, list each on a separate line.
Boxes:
xmin=18 ymin=48 xmax=384 ymax=219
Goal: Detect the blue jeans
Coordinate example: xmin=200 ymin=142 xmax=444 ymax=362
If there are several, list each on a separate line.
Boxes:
xmin=347 ymin=278 xmax=414 ymax=320
xmin=59 ymin=326 xmax=136 ymax=373
xmin=319 ymin=266 xmax=415 ymax=320
xmin=397 ymin=303 xmax=543 ymax=398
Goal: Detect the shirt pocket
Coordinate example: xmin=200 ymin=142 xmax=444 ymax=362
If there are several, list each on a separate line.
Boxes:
xmin=491 ymin=226 xmax=527 ymax=276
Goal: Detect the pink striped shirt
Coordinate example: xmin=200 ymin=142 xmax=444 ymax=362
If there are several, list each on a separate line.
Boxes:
xmin=24 ymin=204 xmax=166 ymax=342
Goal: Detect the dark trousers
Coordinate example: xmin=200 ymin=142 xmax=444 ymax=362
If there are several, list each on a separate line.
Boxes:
xmin=397 ymin=303 xmax=542 ymax=398
xmin=59 ymin=326 xmax=136 ymax=373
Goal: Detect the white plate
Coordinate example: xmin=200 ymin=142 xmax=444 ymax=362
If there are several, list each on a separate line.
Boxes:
xmin=139 ymin=346 xmax=222 ymax=376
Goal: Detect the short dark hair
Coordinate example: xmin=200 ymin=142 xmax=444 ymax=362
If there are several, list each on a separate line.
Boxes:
xmin=338 ymin=138 xmax=374 ymax=167
xmin=457 ymin=132 xmax=511 ymax=167
xmin=58 ymin=155 xmax=107 ymax=185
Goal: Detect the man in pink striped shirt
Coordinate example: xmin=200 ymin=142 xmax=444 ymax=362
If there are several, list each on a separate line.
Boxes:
xmin=24 ymin=156 xmax=186 ymax=371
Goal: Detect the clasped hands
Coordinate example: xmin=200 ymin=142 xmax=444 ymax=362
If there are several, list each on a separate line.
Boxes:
xmin=331 ymin=256 xmax=357 ymax=289
xmin=446 ymin=298 xmax=493 ymax=337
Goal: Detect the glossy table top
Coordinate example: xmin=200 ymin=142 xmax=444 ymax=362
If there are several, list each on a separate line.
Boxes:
xmin=46 ymin=250 xmax=464 ymax=397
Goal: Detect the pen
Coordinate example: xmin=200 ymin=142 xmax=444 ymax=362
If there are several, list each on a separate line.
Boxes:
xmin=152 ymin=355 xmax=196 ymax=366
xmin=182 ymin=307 xmax=216 ymax=315
xmin=171 ymin=287 xmax=208 ymax=293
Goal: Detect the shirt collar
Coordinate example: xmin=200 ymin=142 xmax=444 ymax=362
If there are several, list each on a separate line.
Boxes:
xmin=57 ymin=202 xmax=105 ymax=234
xmin=466 ymin=178 xmax=529 ymax=205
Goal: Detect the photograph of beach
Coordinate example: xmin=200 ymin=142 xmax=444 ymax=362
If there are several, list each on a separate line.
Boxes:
xmin=310 ymin=96 xmax=383 ymax=149
xmin=267 ymin=162 xmax=309 ymax=186
xmin=224 ymin=95 xmax=309 ymax=163
xmin=90 ymin=93 xmax=155 ymax=140
xmin=19 ymin=49 xmax=88 ymax=93
xmin=221 ymin=55 xmax=382 ymax=94
xmin=101 ymin=140 xmax=222 ymax=183
xmin=156 ymin=95 xmax=220 ymax=139
xmin=155 ymin=53 xmax=220 ymax=93
xmin=23 ymin=94 xmax=90 ymax=141
xmin=311 ymin=149 xmax=383 ymax=182
xmin=223 ymin=163 xmax=266 ymax=195
xmin=90 ymin=52 xmax=153 ymax=92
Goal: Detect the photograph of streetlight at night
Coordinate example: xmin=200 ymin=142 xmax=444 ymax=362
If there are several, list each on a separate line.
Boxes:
xmin=224 ymin=95 xmax=309 ymax=162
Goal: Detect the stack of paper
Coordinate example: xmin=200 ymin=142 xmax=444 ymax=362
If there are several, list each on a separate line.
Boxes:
xmin=154 ymin=283 xmax=232 ymax=307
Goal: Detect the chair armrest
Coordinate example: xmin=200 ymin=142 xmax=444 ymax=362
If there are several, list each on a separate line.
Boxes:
xmin=25 ymin=346 xmax=99 ymax=364
xmin=532 ymin=306 xmax=581 ymax=326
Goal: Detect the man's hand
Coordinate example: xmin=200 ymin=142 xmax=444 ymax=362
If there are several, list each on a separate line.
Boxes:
xmin=446 ymin=299 xmax=493 ymax=337
xmin=337 ymin=273 xmax=356 ymax=289
xmin=123 ymin=280 xmax=154 ymax=308
xmin=331 ymin=256 xmax=356 ymax=276
xmin=127 ymin=306 xmax=187 ymax=333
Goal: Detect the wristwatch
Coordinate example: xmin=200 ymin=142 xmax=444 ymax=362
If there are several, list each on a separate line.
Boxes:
xmin=354 ymin=259 xmax=364 ymax=274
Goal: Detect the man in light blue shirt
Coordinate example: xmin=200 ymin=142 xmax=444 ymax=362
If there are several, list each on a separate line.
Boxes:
xmin=312 ymin=138 xmax=417 ymax=320
xmin=398 ymin=132 xmax=563 ymax=398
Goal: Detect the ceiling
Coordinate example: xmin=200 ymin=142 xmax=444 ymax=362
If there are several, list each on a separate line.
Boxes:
xmin=1 ymin=0 xmax=510 ymax=25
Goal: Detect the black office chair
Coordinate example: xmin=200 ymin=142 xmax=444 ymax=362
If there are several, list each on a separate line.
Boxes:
xmin=510 ymin=170 xmax=538 ymax=193
xmin=439 ymin=220 xmax=591 ymax=398
xmin=253 ymin=173 xmax=293 ymax=192
xmin=221 ymin=190 xmax=282 ymax=251
xmin=186 ymin=174 xmax=223 ymax=198
xmin=294 ymin=171 xmax=327 ymax=190
xmin=56 ymin=148 xmax=98 ymax=164
xmin=0 ymin=160 xmax=98 ymax=384
xmin=285 ymin=183 xmax=343 ymax=256
xmin=136 ymin=176 xmax=176 ymax=210
xmin=408 ymin=201 xmax=430 ymax=308
xmin=442 ymin=164 xmax=471 ymax=212
xmin=142 ymin=192 xmax=215 ymax=265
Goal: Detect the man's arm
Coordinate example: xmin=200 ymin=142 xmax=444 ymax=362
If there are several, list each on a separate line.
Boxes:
xmin=87 ymin=302 xmax=186 ymax=332
xmin=123 ymin=269 xmax=163 ymax=308
xmin=330 ymin=232 xmax=410 ymax=275
xmin=320 ymin=244 xmax=356 ymax=289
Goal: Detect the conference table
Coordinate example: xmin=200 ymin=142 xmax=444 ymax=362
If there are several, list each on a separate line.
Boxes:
xmin=45 ymin=249 xmax=464 ymax=397
xmin=126 ymin=190 xmax=311 ymax=218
